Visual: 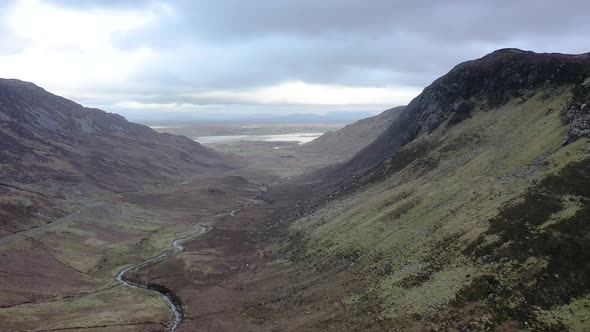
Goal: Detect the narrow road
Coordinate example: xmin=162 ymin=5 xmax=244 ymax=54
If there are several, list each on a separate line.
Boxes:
xmin=116 ymin=224 xmax=207 ymax=332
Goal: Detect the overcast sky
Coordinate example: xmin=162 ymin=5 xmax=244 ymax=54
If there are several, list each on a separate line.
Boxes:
xmin=1 ymin=0 xmax=589 ymax=121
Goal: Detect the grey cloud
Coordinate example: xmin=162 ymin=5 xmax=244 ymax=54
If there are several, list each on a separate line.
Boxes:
xmin=7 ymin=0 xmax=590 ymax=118
xmin=108 ymin=0 xmax=590 ymax=92
xmin=38 ymin=1 xmax=590 ymax=90
xmin=113 ymin=0 xmax=590 ymax=43
xmin=40 ymin=0 xmax=590 ymax=42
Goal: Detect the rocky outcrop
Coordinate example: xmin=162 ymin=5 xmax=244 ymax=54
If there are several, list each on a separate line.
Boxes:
xmin=338 ymin=49 xmax=590 ymax=174
xmin=561 ymin=78 xmax=590 ymax=144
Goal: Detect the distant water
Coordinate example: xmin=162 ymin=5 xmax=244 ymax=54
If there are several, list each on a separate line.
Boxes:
xmin=193 ymin=132 xmax=324 ymax=145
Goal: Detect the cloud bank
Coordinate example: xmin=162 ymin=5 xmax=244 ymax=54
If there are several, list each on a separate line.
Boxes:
xmin=1 ymin=0 xmax=589 ymax=121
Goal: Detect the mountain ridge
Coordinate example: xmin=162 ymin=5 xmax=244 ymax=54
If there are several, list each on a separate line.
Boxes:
xmin=0 ymin=79 xmax=239 ymax=236
xmin=340 ymin=49 xmax=590 ymax=174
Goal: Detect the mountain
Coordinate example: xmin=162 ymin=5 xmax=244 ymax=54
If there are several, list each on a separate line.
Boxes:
xmin=0 ymin=79 xmax=238 ymax=236
xmin=272 ymin=49 xmax=590 ymax=330
xmin=337 ymin=49 xmax=590 ymax=176
xmin=297 ymin=106 xmax=405 ymax=161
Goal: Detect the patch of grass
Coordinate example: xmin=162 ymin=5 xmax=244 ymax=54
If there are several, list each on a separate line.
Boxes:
xmin=540 ymin=294 xmax=590 ymax=330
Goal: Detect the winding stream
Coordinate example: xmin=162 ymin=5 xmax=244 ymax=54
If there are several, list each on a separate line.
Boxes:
xmin=116 ymin=208 xmax=240 ymax=331
xmin=116 ymin=224 xmax=207 ymax=332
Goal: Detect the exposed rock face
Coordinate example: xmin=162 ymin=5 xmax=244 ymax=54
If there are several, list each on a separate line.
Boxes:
xmin=561 ymin=78 xmax=590 ymax=144
xmin=0 ymin=79 xmax=239 ymax=236
xmin=336 ymin=49 xmax=590 ymax=175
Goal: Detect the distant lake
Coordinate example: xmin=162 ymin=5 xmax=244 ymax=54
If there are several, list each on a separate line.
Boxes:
xmin=193 ymin=132 xmax=324 ymax=145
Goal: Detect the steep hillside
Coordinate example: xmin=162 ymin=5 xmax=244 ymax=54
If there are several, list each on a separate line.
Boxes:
xmin=337 ymin=49 xmax=590 ymax=176
xmin=272 ymin=49 xmax=590 ymax=330
xmin=297 ymin=106 xmax=405 ymax=161
xmin=0 ymin=79 xmax=239 ymax=236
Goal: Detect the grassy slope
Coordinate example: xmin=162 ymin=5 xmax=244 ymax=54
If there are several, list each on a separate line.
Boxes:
xmin=283 ymin=88 xmax=590 ymax=330
xmin=298 ymin=106 xmax=405 ymax=160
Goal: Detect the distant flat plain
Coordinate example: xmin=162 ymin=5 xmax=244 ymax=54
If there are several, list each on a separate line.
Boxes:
xmin=152 ymin=123 xmax=345 ymax=178
xmin=149 ymin=123 xmax=343 ymax=138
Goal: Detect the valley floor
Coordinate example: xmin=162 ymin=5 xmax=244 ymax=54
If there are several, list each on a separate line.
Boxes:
xmin=2 ymin=134 xmax=590 ymax=331
xmin=0 ymin=169 xmax=272 ymax=331
xmin=3 ymin=137 xmax=590 ymax=331
xmin=0 ymin=147 xmax=377 ymax=331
